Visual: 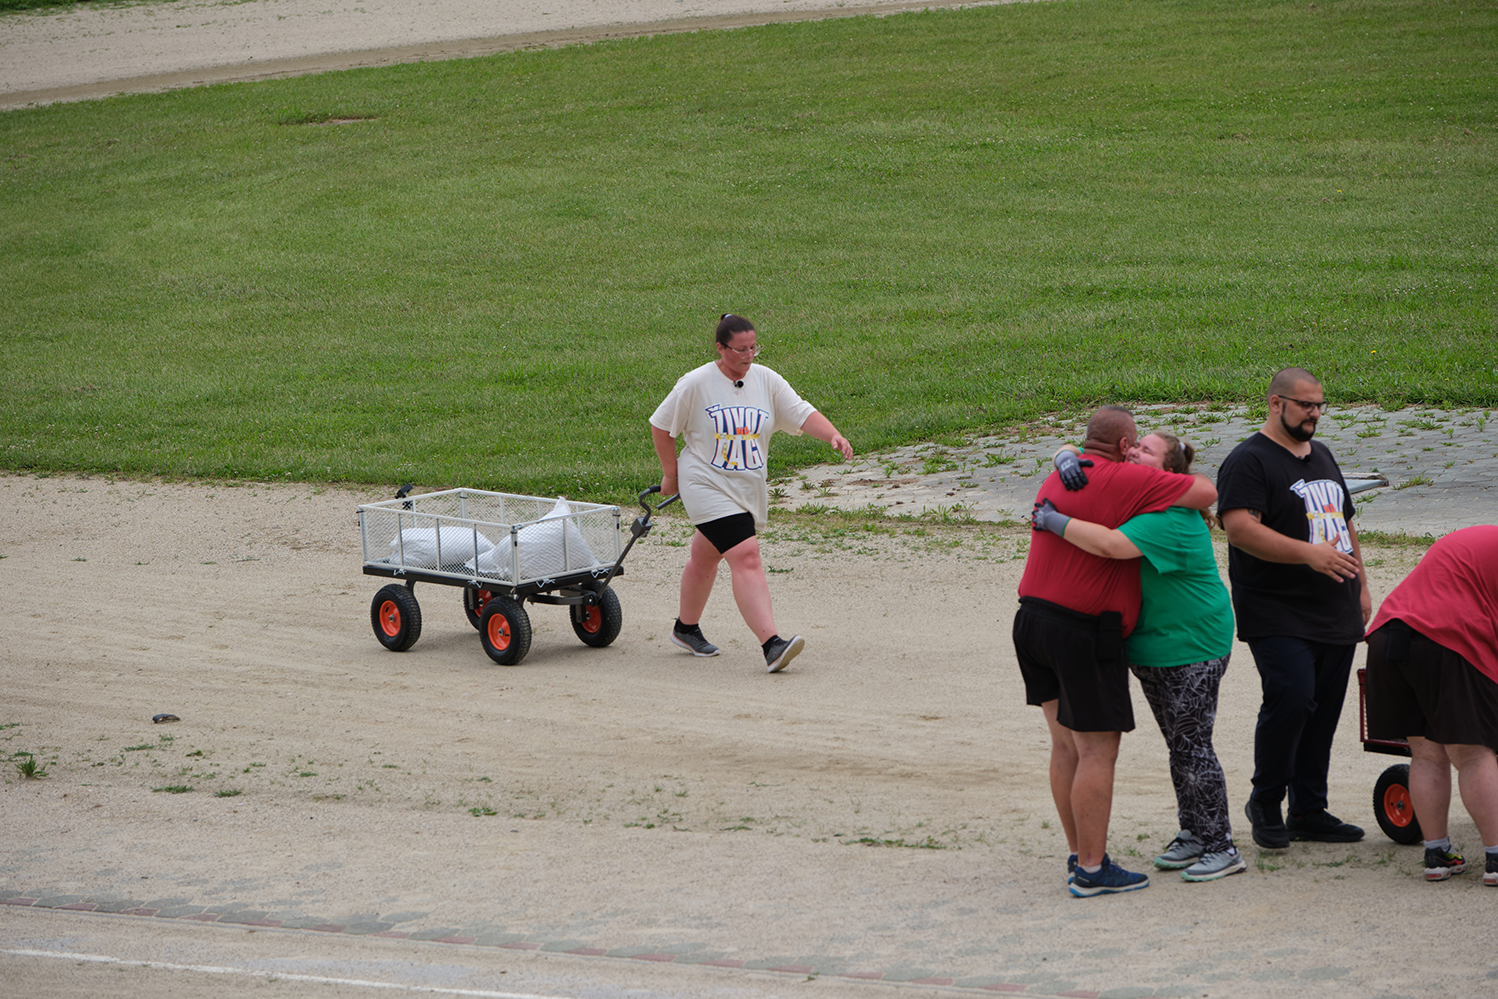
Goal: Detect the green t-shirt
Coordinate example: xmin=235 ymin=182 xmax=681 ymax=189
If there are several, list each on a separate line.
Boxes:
xmin=1116 ymin=506 xmax=1235 ymax=668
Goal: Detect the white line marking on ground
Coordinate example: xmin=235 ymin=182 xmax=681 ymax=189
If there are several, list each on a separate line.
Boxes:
xmin=1 ymin=948 xmax=578 ymax=999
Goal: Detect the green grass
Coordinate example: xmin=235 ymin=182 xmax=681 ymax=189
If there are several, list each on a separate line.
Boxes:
xmin=2 ymin=0 xmax=1494 ymax=501
xmin=12 ymin=752 xmax=49 ymax=779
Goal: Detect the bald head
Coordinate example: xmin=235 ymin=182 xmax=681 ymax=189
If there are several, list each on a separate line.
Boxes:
xmin=1083 ymin=405 xmax=1138 ymax=463
xmin=1269 ymin=367 xmax=1320 ymax=401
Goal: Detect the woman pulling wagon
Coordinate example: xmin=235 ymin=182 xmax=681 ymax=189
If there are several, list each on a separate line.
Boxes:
xmin=650 ymin=314 xmax=853 ymax=672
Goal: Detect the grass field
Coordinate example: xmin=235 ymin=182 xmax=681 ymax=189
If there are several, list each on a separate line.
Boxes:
xmin=2 ymin=0 xmax=1494 ymax=501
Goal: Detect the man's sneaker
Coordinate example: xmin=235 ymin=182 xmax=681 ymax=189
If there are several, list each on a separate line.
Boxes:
xmin=670 ymin=626 xmax=719 ymax=657
xmin=1153 ymin=830 xmax=1204 ymax=870
xmin=1181 ymin=849 xmax=1247 ymax=882
xmin=764 ymin=634 xmax=805 ymax=673
xmin=1067 ymin=853 xmax=1077 ymax=883
xmin=1424 ymin=846 xmax=1466 ymax=881
xmin=1485 ymin=853 xmax=1498 ymax=887
xmin=1244 ymin=797 xmax=1290 ymax=849
xmin=1068 ymin=855 xmax=1149 ymax=897
xmin=1286 ymin=809 xmax=1364 ymax=843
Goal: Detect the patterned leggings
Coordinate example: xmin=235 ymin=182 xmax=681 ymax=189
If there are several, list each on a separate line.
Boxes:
xmin=1130 ymin=655 xmax=1234 ymax=853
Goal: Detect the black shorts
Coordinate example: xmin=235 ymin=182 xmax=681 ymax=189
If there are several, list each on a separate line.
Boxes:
xmin=1012 ymin=598 xmax=1134 ymax=733
xmin=696 ymin=512 xmax=756 ymax=555
xmin=1365 ymin=620 xmax=1498 ymax=751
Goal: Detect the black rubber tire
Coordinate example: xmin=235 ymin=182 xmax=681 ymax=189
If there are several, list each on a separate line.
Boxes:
xmin=371 ymin=584 xmax=422 ymax=652
xmin=1373 ymin=763 xmax=1422 ymax=845
xmin=570 ymin=587 xmax=623 ymax=648
xmin=463 ymin=587 xmax=494 ymax=631
xmin=479 ymin=596 xmax=532 ymax=666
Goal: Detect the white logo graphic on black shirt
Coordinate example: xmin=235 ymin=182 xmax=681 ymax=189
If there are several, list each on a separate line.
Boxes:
xmin=1289 ymin=478 xmax=1353 ymax=553
xmin=707 ymin=405 xmax=768 ymax=471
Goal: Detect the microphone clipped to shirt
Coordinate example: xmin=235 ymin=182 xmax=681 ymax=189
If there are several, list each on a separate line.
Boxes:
xmin=734 ymin=380 xmax=744 ymax=388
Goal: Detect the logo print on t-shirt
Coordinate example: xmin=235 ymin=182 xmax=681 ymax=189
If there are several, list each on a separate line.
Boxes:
xmin=1289 ymin=478 xmax=1353 ymax=553
xmin=706 ymin=405 xmax=768 ymax=471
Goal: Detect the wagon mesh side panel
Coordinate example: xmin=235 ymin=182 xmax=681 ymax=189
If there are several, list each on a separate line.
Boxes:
xmin=360 ymin=489 xmax=622 ymax=586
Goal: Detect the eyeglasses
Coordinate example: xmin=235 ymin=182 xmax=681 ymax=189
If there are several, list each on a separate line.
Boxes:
xmin=723 ymin=344 xmax=761 ymax=358
xmin=1279 ymin=396 xmax=1328 ymax=413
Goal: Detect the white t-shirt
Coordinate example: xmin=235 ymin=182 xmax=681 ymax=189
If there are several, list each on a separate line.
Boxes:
xmin=650 ymin=360 xmax=817 ymax=528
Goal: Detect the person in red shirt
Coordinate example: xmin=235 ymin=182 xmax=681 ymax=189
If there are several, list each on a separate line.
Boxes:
xmin=1014 ymin=405 xmax=1217 ymax=896
xmin=1365 ymin=525 xmax=1498 ymax=886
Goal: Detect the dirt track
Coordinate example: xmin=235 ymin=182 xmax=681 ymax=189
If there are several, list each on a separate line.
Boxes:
xmin=5 ymin=472 xmax=1495 ymax=998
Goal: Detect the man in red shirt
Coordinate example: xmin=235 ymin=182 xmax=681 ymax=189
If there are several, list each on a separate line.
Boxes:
xmin=1016 ymin=406 xmax=1217 ymax=896
xmin=1365 ymin=525 xmax=1498 ymax=886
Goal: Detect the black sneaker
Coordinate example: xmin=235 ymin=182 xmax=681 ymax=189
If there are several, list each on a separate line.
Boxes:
xmin=670 ymin=625 xmax=720 ymax=657
xmin=1287 ymin=809 xmax=1364 ymax=843
xmin=1244 ymin=796 xmax=1290 ymax=849
xmin=1424 ymin=846 xmax=1466 ymax=881
xmin=1485 ymin=853 xmax=1498 ymax=887
xmin=764 ymin=634 xmax=805 ymax=673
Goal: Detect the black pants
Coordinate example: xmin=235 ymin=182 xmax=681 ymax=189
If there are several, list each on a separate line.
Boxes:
xmin=1246 ymin=636 xmax=1355 ymax=815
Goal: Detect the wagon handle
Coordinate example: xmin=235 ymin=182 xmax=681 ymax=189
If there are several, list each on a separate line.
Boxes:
xmin=594 ymin=486 xmax=678 ymax=594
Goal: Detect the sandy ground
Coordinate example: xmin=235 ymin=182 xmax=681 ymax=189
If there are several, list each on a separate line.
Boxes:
xmin=0 ymin=0 xmax=1008 ymax=109
xmin=3 ymin=471 xmax=1495 ymax=999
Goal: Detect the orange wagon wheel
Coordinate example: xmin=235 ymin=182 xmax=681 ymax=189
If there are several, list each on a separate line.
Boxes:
xmin=570 ymin=587 xmax=622 ymax=648
xmin=479 ymin=595 xmax=532 ymax=666
xmin=370 ymin=583 xmax=422 ymax=652
xmin=1372 ymin=763 xmax=1422 ymax=845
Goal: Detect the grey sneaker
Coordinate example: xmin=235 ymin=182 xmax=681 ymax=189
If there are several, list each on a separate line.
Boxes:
xmin=764 ymin=634 xmax=805 ymax=673
xmin=1153 ymin=830 xmax=1204 ymax=870
xmin=1181 ymin=849 xmax=1247 ymax=882
xmin=671 ymin=625 xmax=720 ymax=657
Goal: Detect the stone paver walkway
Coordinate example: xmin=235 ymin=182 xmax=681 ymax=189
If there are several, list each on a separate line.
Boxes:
xmin=782 ymin=404 xmax=1497 ymax=535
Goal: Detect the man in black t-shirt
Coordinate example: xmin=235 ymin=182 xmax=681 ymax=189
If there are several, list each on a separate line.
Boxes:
xmin=1217 ymin=368 xmax=1372 ymax=850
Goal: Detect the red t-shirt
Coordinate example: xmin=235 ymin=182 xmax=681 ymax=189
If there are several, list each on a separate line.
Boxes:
xmin=1366 ymin=525 xmax=1498 ymax=686
xmin=1017 ymin=459 xmax=1195 ymax=636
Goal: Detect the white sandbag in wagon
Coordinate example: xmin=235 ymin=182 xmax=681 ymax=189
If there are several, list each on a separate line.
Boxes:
xmin=390 ymin=525 xmax=495 ymax=571
xmin=469 ymin=498 xmax=596 ymax=581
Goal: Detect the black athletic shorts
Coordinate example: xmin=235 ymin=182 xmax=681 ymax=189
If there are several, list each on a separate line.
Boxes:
xmin=696 ymin=512 xmax=756 ymax=555
xmin=1012 ymin=597 xmax=1134 ymax=733
xmin=1365 ymin=620 xmax=1498 ymax=751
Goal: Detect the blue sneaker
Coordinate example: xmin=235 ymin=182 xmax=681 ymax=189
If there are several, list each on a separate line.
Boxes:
xmin=1067 ymin=853 xmax=1077 ymax=883
xmin=1069 ymin=854 xmax=1149 ymax=897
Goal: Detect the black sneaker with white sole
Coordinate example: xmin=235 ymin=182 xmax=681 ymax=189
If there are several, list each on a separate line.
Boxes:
xmin=763 ymin=634 xmax=805 ymax=673
xmin=671 ymin=624 xmax=720 ymax=657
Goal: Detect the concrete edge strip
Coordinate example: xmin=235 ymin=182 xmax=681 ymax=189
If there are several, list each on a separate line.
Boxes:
xmin=1 ymin=899 xmax=1111 ymax=998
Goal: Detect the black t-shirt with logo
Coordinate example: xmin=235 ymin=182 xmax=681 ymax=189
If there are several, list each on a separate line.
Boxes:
xmin=1216 ymin=432 xmax=1363 ymax=644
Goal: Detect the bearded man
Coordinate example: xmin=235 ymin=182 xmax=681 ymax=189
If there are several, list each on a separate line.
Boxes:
xmin=1217 ymin=367 xmax=1372 ymax=850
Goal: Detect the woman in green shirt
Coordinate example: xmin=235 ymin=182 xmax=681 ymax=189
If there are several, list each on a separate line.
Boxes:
xmin=1035 ymin=432 xmax=1243 ymax=882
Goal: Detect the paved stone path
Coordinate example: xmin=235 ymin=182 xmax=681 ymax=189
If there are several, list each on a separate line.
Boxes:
xmin=781 ymin=404 xmax=1498 ymax=535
